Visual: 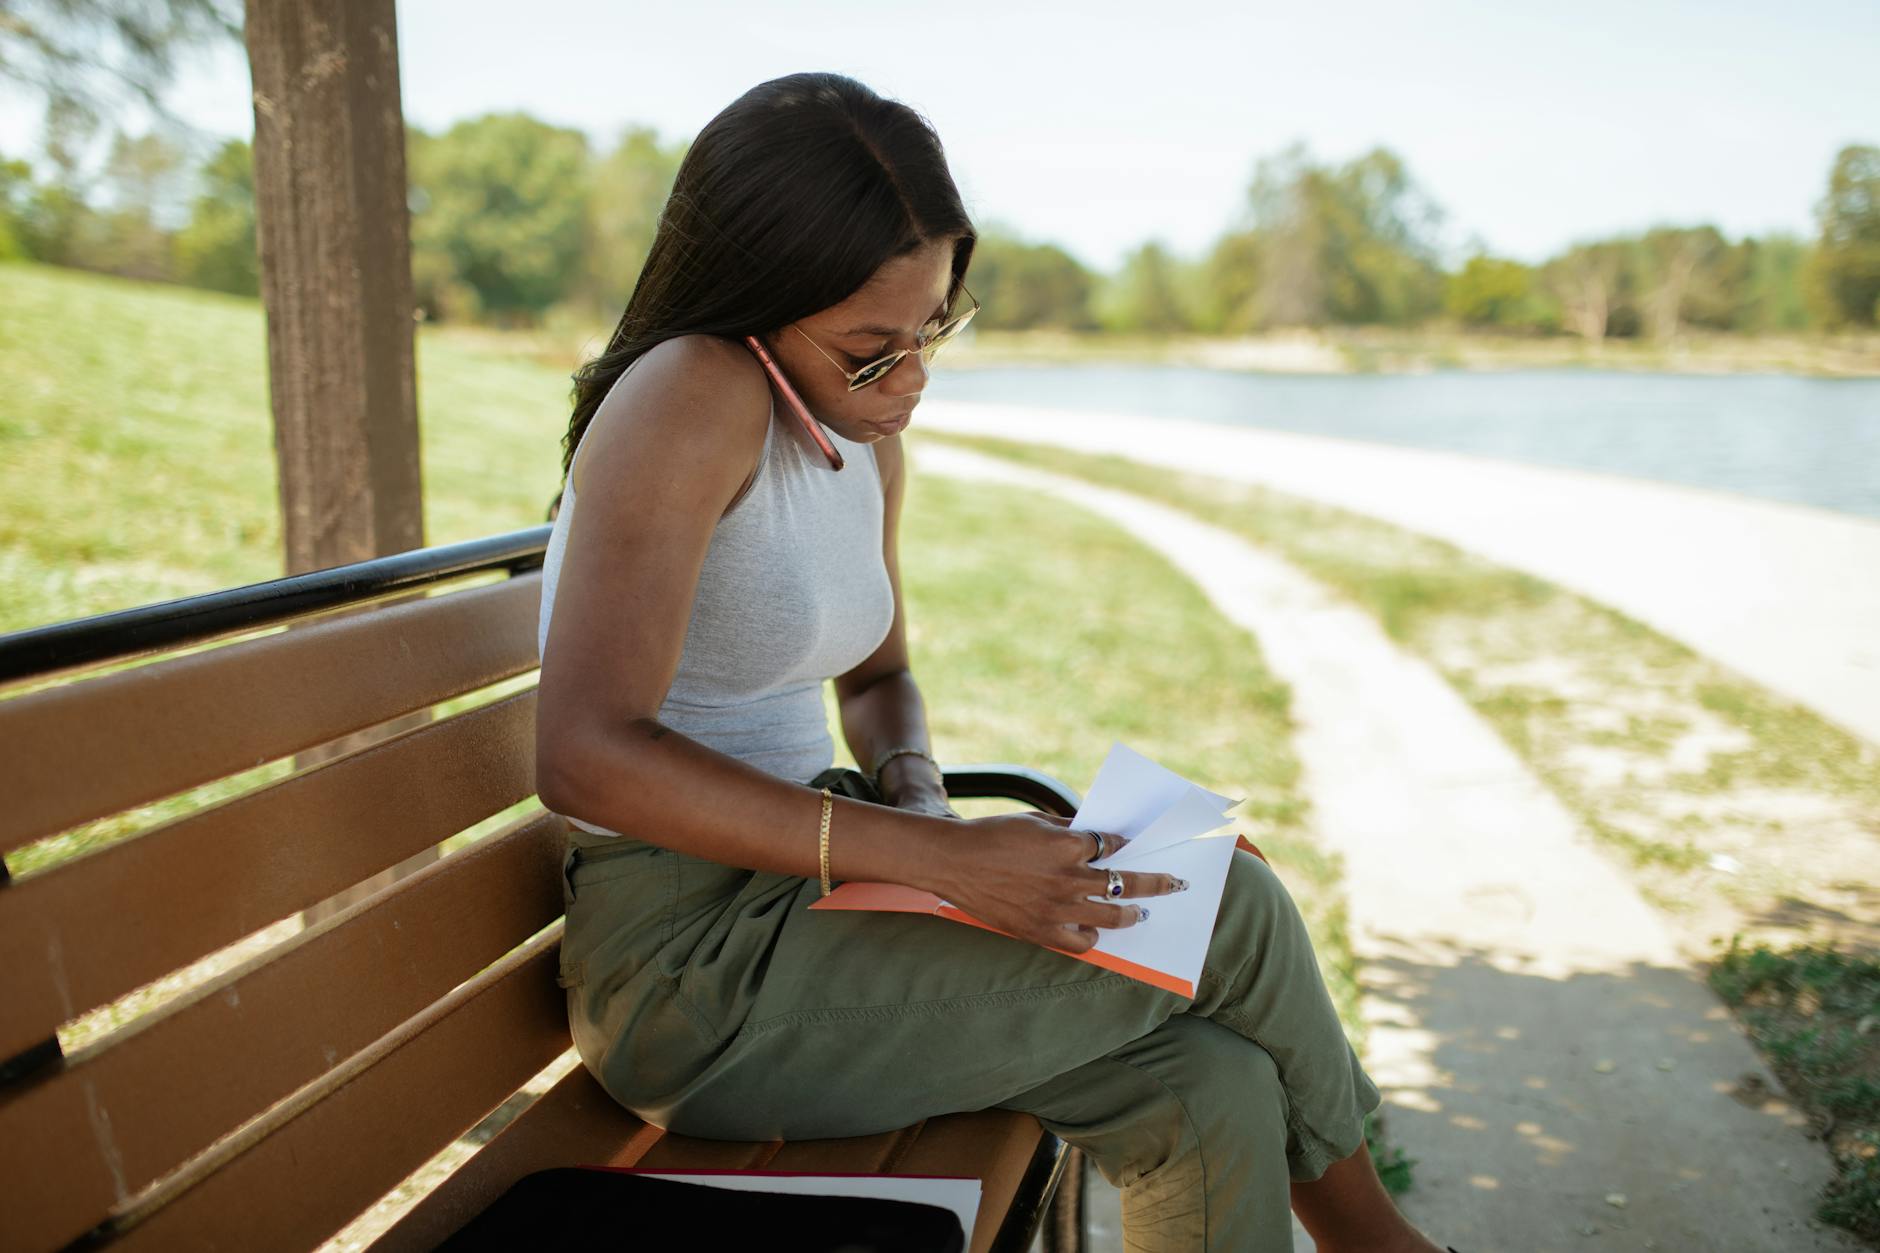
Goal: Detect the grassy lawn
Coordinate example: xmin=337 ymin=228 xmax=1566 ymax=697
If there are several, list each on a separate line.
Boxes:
xmin=930 ymin=430 xmax=1880 ymax=1242
xmin=893 ymin=471 xmax=1368 ymax=1037
xmin=0 ymin=260 xmax=575 ymax=635
xmin=1 ymin=261 xmax=1411 ymax=1202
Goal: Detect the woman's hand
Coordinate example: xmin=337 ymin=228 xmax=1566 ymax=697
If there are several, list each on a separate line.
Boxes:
xmin=893 ymin=791 xmax=962 ymax=819
xmin=877 ymin=753 xmax=959 ymax=819
xmin=928 ymin=812 xmax=1188 ymax=954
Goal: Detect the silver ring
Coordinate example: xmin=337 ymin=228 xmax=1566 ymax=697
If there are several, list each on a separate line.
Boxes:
xmin=1106 ymin=869 xmax=1125 ymax=899
xmin=1084 ymin=829 xmax=1104 ymax=863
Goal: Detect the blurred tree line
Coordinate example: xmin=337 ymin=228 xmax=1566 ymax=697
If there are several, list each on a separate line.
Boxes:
xmin=2 ymin=114 xmax=1876 ymax=337
xmin=0 ymin=113 xmax=685 ymax=328
xmin=1051 ymin=141 xmax=1878 ymax=339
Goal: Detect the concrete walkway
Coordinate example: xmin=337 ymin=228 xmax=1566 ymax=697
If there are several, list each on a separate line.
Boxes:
xmin=920 ymin=400 xmax=1880 ymax=749
xmin=918 ymin=446 xmax=1862 ymax=1253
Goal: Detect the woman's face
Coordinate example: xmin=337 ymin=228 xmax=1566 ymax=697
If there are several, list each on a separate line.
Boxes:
xmin=764 ymin=238 xmax=956 ymax=445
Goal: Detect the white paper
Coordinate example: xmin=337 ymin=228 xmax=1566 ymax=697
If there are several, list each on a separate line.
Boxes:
xmin=1098 ymin=785 xmax=1236 ymax=868
xmin=1087 ymin=828 xmax=1241 ymax=993
xmin=1071 ymin=742 xmax=1244 ymax=993
xmin=1074 ymin=742 xmax=1235 ymax=839
xmin=640 ymin=1171 xmax=980 ymax=1241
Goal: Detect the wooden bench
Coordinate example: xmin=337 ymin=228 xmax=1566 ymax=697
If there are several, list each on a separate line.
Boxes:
xmin=0 ymin=527 xmax=1086 ymax=1252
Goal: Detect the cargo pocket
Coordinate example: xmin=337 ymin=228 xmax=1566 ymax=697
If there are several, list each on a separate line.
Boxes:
xmin=559 ymin=840 xmax=669 ymax=993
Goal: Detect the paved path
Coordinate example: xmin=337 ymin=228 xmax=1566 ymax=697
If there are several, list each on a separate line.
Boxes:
xmin=920 ymin=400 xmax=1880 ymax=749
xmin=919 ymin=446 xmax=1861 ymax=1253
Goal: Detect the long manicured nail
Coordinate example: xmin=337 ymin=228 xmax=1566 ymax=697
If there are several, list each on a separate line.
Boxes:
xmin=1137 ymin=907 xmax=1151 ymax=922
xmin=1172 ymin=878 xmax=1190 ymax=891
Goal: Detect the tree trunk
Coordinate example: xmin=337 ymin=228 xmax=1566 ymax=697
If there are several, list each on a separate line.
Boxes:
xmin=247 ymin=0 xmax=422 ymax=573
xmin=246 ymin=0 xmax=437 ymax=925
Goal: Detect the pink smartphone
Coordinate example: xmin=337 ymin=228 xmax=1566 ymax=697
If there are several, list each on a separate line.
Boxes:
xmin=743 ymin=334 xmax=844 ymax=471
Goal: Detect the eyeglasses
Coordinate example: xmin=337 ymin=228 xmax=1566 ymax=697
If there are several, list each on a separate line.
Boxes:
xmin=791 ymin=286 xmax=979 ymax=391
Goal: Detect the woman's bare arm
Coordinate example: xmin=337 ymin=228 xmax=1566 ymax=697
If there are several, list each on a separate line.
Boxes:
xmin=535 ymin=336 xmax=959 ymax=889
xmin=832 ymin=433 xmax=953 ymax=813
xmin=533 ymin=336 xmax=1176 ymax=950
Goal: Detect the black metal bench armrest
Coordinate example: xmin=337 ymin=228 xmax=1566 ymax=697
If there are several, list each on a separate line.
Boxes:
xmin=940 ymin=765 xmax=1081 ymax=820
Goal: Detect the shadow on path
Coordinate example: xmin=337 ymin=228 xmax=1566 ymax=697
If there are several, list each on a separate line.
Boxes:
xmin=1360 ymin=935 xmax=1854 ymax=1251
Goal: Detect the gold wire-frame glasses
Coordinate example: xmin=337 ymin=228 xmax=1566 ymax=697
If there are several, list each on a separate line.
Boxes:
xmin=791 ymin=285 xmax=979 ymax=391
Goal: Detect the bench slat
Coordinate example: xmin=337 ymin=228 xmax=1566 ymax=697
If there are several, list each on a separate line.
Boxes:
xmin=0 ymin=691 xmax=537 ymax=1059
xmin=368 ymin=1065 xmax=664 ymax=1252
xmin=0 ymin=574 xmax=540 ymax=855
xmin=1 ymin=811 xmax=565 ymax=1253
xmin=631 ymin=1132 xmax=783 ymax=1170
xmin=102 ymin=927 xmax=568 ymax=1253
xmin=762 ymin=1125 xmax=922 ymax=1173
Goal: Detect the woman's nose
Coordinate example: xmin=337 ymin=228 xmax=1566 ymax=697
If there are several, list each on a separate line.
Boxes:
xmin=881 ymin=349 xmax=929 ymax=397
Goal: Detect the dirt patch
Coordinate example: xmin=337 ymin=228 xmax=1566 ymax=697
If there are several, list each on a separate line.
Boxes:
xmin=1417 ymin=602 xmax=1880 ymax=964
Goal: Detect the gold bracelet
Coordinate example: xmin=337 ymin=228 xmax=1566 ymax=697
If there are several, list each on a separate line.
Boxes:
xmin=869 ymin=745 xmax=941 ymax=787
xmin=818 ymin=786 xmax=834 ymax=897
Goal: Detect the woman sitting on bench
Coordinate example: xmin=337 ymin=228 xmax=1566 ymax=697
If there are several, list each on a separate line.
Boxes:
xmin=534 ymin=71 xmax=1456 ymax=1253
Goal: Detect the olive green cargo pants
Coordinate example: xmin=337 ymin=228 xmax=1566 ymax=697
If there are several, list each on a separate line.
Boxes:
xmin=556 ymin=772 xmax=1381 ymax=1253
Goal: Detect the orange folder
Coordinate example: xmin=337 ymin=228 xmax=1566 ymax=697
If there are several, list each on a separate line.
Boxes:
xmin=810 ymin=836 xmax=1267 ymax=999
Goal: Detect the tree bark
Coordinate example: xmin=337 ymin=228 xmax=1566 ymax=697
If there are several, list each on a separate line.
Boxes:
xmin=247 ymin=0 xmax=422 ymax=574
xmin=246 ymin=0 xmax=436 ymax=925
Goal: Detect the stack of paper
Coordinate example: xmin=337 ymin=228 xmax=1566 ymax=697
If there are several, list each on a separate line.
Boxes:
xmin=813 ymin=743 xmax=1263 ymax=998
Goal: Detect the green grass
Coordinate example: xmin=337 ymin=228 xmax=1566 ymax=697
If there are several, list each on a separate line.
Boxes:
xmin=0 ymin=260 xmax=574 ymax=635
xmin=893 ymin=471 xmax=1368 ymax=1040
xmin=901 ymin=473 xmax=1304 ymax=833
xmin=1709 ymin=939 xmax=1880 ymax=1242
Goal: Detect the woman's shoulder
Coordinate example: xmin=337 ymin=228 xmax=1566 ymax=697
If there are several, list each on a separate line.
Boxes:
xmin=639 ymin=332 xmax=766 ymax=380
xmin=575 ymin=335 xmax=770 ymax=498
xmin=613 ymin=334 xmax=770 ymax=430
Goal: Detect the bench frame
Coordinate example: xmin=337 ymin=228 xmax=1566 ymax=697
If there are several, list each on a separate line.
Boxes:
xmin=0 ymin=525 xmax=1086 ymax=1252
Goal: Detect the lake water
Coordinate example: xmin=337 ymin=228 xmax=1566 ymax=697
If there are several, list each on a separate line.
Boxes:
xmin=929 ymin=366 xmax=1880 ymax=521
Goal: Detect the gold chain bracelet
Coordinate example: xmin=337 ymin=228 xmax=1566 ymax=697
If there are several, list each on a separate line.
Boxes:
xmin=818 ymin=786 xmax=834 ymax=897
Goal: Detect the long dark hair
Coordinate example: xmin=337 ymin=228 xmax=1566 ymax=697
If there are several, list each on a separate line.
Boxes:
xmin=557 ymin=72 xmax=977 ymax=489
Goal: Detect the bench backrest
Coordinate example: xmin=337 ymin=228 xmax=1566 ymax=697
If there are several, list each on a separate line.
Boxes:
xmin=1 ymin=529 xmax=573 ymax=1251
xmin=1 ymin=529 xmax=1080 ymax=1253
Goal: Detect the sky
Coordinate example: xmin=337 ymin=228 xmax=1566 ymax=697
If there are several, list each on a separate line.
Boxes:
xmin=4 ymin=0 xmax=1878 ymax=273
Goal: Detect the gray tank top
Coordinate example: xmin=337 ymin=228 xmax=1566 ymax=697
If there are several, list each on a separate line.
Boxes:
xmin=536 ymin=356 xmax=897 ymax=835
